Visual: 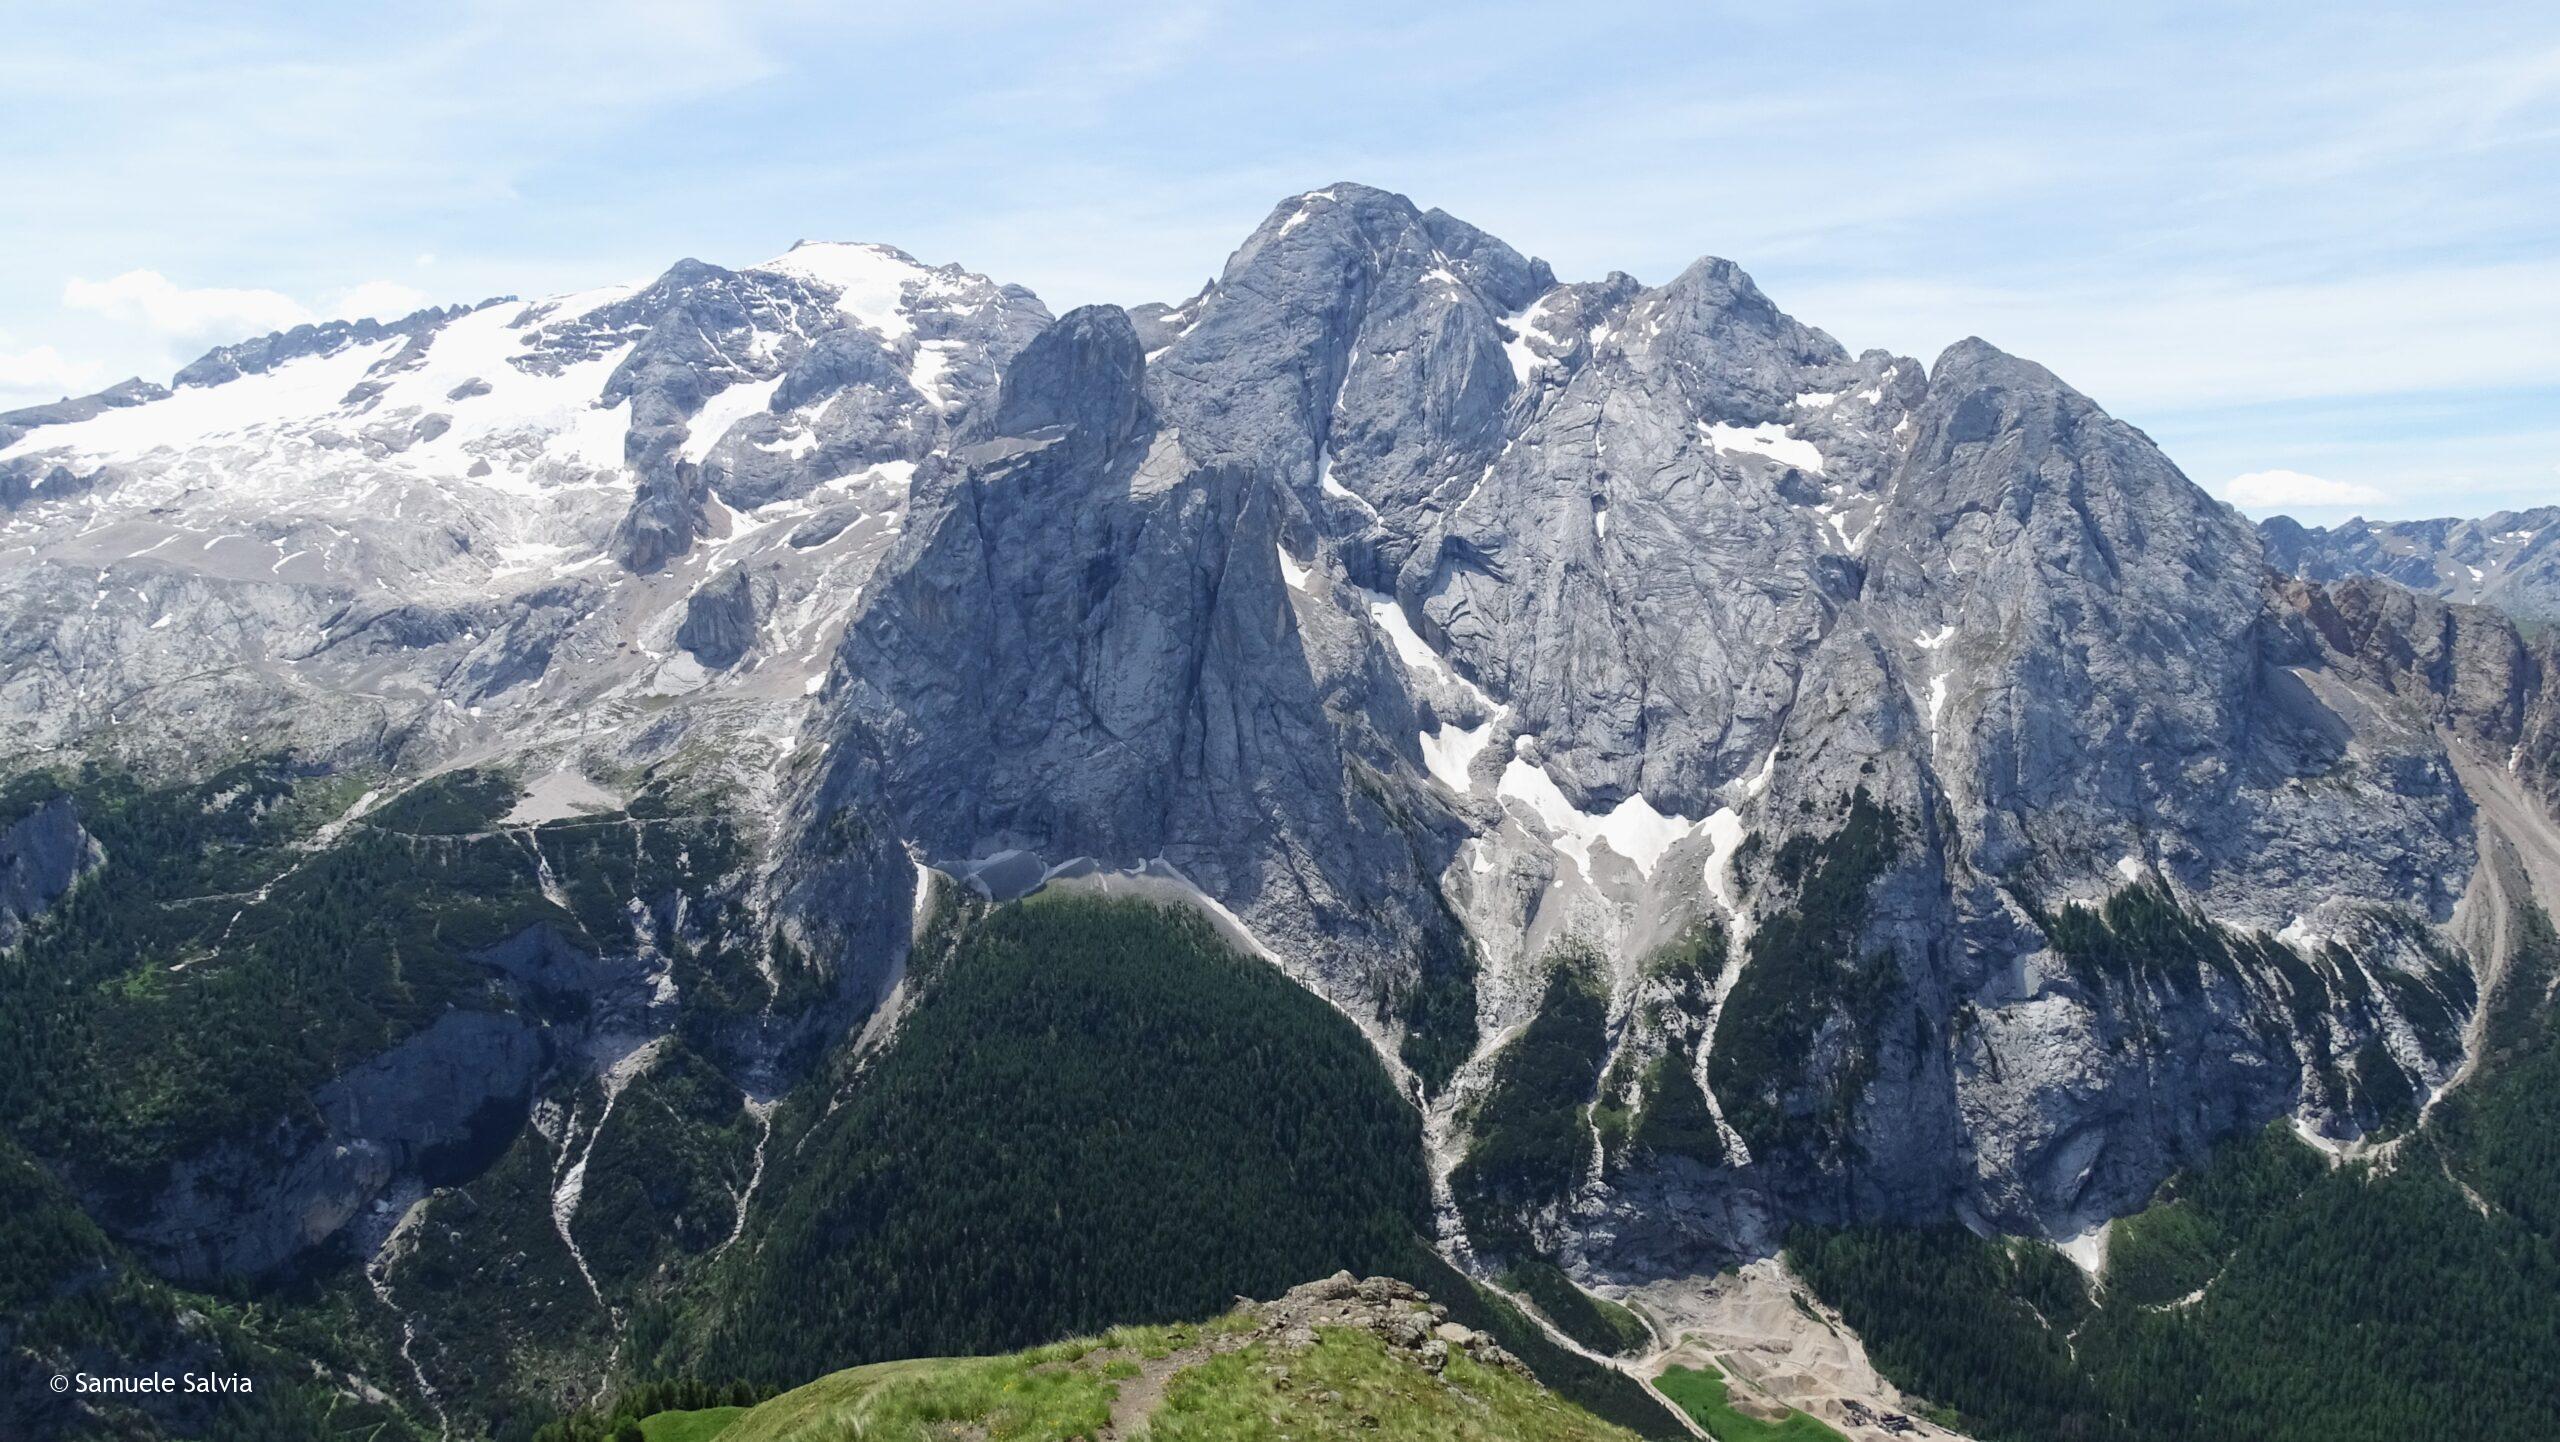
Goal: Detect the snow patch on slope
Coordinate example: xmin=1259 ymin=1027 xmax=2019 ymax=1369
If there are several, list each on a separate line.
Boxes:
xmin=1497 ymin=742 xmax=1695 ymax=878
xmin=680 ymin=375 xmax=785 ymax=464
xmin=1421 ymin=718 xmax=1498 ymax=795
xmin=1702 ymin=420 xmax=1825 ymax=476
xmin=1362 ymin=587 xmax=1496 ymax=711
xmin=1501 ymin=291 xmax=1562 ymax=384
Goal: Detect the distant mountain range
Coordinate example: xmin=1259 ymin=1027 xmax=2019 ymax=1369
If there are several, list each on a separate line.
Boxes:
xmin=2260 ymin=505 xmax=2560 ymax=625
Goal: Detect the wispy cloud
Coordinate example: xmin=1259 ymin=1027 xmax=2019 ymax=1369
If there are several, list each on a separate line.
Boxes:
xmin=0 ymin=342 xmax=103 ymax=398
xmin=1779 ymin=259 xmax=2560 ymax=414
xmin=63 ymin=271 xmax=310 ymax=340
xmin=2219 ymin=470 xmax=2390 ymax=512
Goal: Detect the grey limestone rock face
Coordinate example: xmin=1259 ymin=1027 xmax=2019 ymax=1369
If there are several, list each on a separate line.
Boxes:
xmin=785 ymin=183 xmax=2552 ymax=1281
xmin=792 ymin=299 xmax=1461 ymax=1016
xmin=5 ymin=181 xmax=2557 ymax=1312
xmin=676 ymin=563 xmax=770 ymax=669
xmin=0 ymin=794 xmax=102 ymax=950
xmin=111 ymin=1009 xmax=545 ymax=1282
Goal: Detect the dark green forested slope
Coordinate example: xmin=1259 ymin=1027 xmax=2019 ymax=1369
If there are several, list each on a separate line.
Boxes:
xmin=0 ymin=1135 xmax=427 ymax=1442
xmin=0 ymin=762 xmax=762 ymax=1197
xmin=0 ymin=762 xmax=1680 ymax=1439
xmin=687 ymin=891 xmax=1434 ymax=1375
xmin=0 ymin=761 xmax=783 ymax=1441
xmin=673 ymin=891 xmax=1683 ymax=1438
xmin=1452 ymin=948 xmax=1611 ymax=1259
xmin=1711 ymin=790 xmax=1904 ymax=1158
xmin=1790 ymin=905 xmax=2560 ymax=1442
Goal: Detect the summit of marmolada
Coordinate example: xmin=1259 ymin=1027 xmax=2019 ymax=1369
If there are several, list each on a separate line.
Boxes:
xmin=5 ymin=7 xmax=2557 ymax=1441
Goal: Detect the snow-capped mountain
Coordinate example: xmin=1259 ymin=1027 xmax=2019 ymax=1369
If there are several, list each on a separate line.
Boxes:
xmin=0 ymin=240 xmax=1046 ymax=778
xmin=6 ymin=183 xmax=2559 ymax=1442
xmin=788 ymin=185 xmax=2559 ymax=1277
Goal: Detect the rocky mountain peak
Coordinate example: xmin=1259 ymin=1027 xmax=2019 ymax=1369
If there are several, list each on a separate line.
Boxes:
xmin=1 ymin=182 xmax=2553 ymax=1321
xmin=984 ymin=303 xmax=1147 ymax=451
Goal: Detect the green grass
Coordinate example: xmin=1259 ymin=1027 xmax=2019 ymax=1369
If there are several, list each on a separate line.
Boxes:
xmin=1654 ymin=1362 xmax=1848 ymax=1442
xmin=640 ymin=1406 xmax=746 ymax=1442
xmin=723 ymin=1354 xmax=1108 ymax=1441
xmin=1153 ymin=1327 xmax=1640 ymax=1441
xmin=717 ymin=1308 xmax=1640 ymax=1442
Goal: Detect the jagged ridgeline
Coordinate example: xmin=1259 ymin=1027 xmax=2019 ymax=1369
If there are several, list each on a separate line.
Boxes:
xmin=8 ymin=179 xmax=2560 ymax=1442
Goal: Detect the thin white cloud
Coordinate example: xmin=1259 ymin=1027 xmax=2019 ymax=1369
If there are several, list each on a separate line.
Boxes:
xmin=0 ymin=343 xmax=97 ymax=394
xmin=63 ymin=269 xmax=306 ymax=339
xmin=2221 ymin=469 xmax=2390 ymax=511
xmin=1781 ymin=259 xmax=2560 ymax=415
xmin=0 ymin=343 xmax=103 ymax=396
xmin=331 ymin=280 xmax=432 ymax=323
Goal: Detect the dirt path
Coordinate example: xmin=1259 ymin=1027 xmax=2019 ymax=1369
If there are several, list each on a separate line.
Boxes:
xmin=1100 ymin=1341 xmax=1212 ymax=1440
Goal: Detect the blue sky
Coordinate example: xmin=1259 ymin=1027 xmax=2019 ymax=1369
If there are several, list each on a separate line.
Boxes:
xmin=4 ymin=1 xmax=2554 ymax=524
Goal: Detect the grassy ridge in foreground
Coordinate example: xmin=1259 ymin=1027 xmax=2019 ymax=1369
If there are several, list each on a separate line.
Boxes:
xmin=639 ymin=1409 xmax=746 ymax=1442
xmin=716 ymin=1304 xmax=1642 ymax=1442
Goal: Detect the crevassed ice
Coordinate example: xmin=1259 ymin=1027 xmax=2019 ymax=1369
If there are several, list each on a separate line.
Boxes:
xmin=752 ymin=241 xmax=936 ymax=340
xmin=373 ymin=304 xmax=639 ymax=493
xmin=0 ymin=338 xmax=402 ymax=463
